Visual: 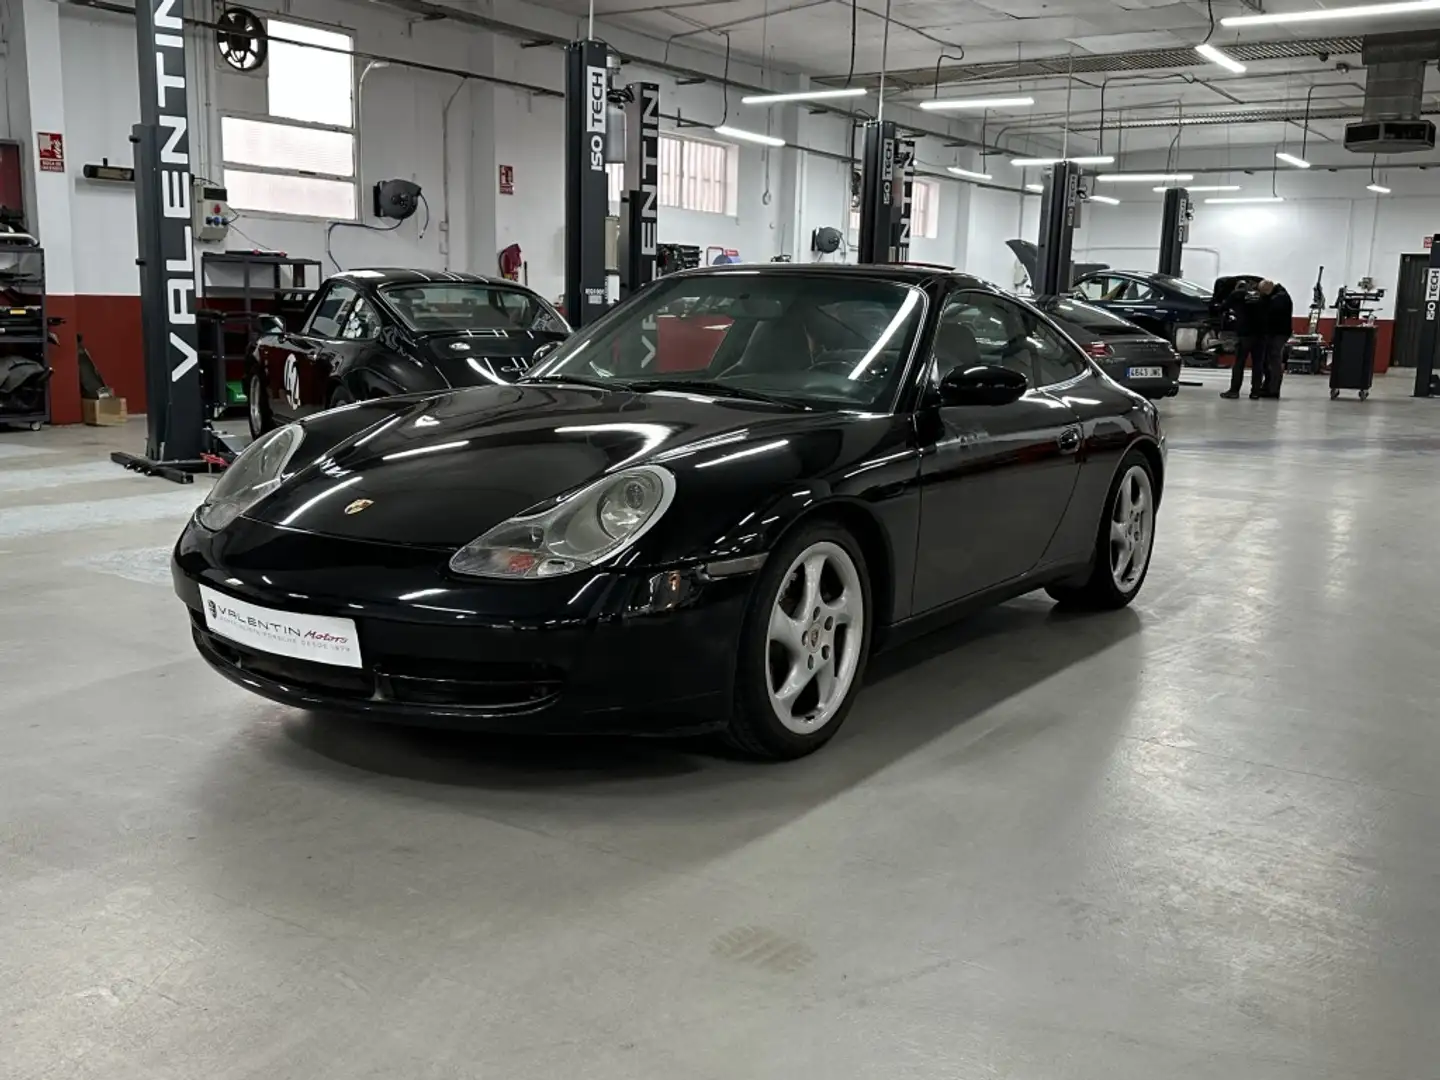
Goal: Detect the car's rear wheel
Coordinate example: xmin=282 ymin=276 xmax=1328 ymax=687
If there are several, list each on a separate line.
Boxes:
xmin=727 ymin=523 xmax=872 ymax=760
xmin=247 ymin=371 xmax=272 ymax=438
xmin=1047 ymin=448 xmax=1157 ymax=610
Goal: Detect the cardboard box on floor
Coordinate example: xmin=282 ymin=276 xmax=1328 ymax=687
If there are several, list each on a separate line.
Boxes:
xmin=82 ymin=396 xmax=127 ymax=426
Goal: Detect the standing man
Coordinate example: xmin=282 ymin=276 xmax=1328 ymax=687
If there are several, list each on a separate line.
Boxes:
xmin=1221 ymin=280 xmax=1269 ymax=399
xmin=1259 ymin=279 xmax=1293 ymax=398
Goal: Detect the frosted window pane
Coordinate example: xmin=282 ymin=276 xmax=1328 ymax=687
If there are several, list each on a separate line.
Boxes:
xmin=267 ymin=19 xmax=353 ymax=127
xmin=221 ymin=117 xmax=353 ymax=177
xmin=224 ymin=169 xmax=356 ymax=219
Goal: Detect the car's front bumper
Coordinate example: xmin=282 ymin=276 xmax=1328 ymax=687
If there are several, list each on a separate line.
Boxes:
xmin=172 ymin=516 xmax=755 ymax=734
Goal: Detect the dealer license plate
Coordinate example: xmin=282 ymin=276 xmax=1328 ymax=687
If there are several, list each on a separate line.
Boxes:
xmin=1127 ymin=366 xmax=1163 ymax=379
xmin=199 ymin=585 xmax=362 ymax=668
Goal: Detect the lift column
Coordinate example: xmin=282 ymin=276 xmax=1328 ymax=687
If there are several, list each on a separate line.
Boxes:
xmin=1158 ymin=187 xmax=1191 ymax=277
xmin=1034 ymin=161 xmax=1083 ymax=295
xmin=132 ymin=0 xmax=202 ymax=464
xmin=618 ymin=80 xmax=659 ymax=300
xmin=857 ymin=120 xmax=905 ymax=264
xmin=888 ymin=139 xmax=916 ymax=263
xmin=564 ymin=40 xmax=612 ymax=327
xmin=1412 ymin=232 xmax=1440 ymax=397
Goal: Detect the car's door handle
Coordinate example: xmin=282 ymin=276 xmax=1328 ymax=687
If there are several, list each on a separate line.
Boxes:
xmin=1058 ymin=426 xmax=1082 ymax=454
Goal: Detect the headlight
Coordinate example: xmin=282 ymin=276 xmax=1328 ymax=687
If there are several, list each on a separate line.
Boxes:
xmin=197 ymin=424 xmax=305 ymax=531
xmin=449 ymin=465 xmax=676 ymax=579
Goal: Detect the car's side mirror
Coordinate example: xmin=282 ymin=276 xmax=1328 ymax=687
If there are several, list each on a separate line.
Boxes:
xmin=938 ymin=364 xmax=1028 ymax=407
xmin=255 ymin=314 xmax=285 ymax=336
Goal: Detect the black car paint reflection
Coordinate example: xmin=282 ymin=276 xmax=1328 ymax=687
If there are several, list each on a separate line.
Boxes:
xmin=247 ymin=268 xmax=569 ymax=436
xmin=176 ymin=264 xmax=1163 ymax=738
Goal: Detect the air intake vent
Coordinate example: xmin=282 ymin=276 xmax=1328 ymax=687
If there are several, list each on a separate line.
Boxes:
xmin=1347 ymin=31 xmax=1440 ymax=153
xmin=1344 ymin=119 xmax=1436 ymax=153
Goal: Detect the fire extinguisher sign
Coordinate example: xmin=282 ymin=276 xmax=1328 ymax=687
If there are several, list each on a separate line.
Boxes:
xmin=37 ymin=132 xmax=65 ymax=173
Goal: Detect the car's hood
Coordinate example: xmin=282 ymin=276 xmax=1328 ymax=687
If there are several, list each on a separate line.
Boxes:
xmin=422 ymin=329 xmax=568 ymax=386
xmin=249 ymin=384 xmax=854 ymax=547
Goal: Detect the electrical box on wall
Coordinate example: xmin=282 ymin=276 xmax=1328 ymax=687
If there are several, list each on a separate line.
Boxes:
xmin=193 ymin=181 xmax=232 ymax=243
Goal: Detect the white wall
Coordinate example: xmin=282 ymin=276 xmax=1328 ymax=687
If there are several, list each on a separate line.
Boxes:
xmin=1074 ymin=192 xmax=1440 ymax=319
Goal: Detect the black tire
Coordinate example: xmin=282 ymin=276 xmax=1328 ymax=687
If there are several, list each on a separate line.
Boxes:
xmin=247 ymin=371 xmax=272 ymax=438
xmin=725 ymin=520 xmax=874 ymax=761
xmin=1046 ymin=447 xmax=1158 ymax=611
xmin=328 ymin=383 xmax=356 ymax=409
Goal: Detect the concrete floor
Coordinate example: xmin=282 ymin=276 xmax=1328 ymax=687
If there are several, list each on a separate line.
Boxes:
xmin=4 ymin=369 xmax=1440 ymax=1079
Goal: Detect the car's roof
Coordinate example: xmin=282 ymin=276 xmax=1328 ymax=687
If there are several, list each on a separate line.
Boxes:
xmin=669 ymin=262 xmax=997 ymax=290
xmin=329 ymin=268 xmax=527 ymax=289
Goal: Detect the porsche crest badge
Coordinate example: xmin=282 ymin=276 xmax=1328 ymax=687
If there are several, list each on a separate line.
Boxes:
xmin=343 ymin=499 xmax=374 ymax=516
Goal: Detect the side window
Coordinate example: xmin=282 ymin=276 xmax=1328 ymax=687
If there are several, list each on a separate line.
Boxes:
xmin=1076 ymin=277 xmax=1107 ymax=302
xmin=306 ymin=283 xmax=359 ymax=338
xmin=1099 ymin=276 xmax=1132 ymax=301
xmin=339 ymin=296 xmax=381 ymax=340
xmin=1130 ymin=282 xmax=1160 ymax=302
xmin=933 ymin=292 xmax=1033 ymax=384
xmin=1029 ymin=316 xmax=1086 ymax=386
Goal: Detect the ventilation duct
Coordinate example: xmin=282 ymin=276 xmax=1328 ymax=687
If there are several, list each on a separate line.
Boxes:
xmin=1344 ymin=31 xmax=1440 ymax=153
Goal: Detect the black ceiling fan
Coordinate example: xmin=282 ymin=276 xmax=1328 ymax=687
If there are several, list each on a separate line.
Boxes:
xmin=216 ymin=7 xmax=267 ymax=72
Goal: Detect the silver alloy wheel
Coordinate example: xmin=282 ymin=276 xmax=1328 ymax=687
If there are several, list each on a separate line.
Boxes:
xmin=765 ymin=540 xmax=864 ymax=735
xmin=1109 ymin=464 xmax=1155 ymax=592
xmin=248 ymin=376 xmax=263 ymax=434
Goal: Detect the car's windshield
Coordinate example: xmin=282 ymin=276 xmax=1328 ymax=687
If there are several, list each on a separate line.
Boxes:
xmin=380 ymin=283 xmax=568 ymax=334
xmin=1155 ymin=275 xmax=1212 ymax=299
xmin=525 ymin=273 xmax=926 ymax=410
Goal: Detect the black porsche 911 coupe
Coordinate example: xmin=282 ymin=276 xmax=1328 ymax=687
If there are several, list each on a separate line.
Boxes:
xmin=247 ymin=269 xmax=569 ymax=437
xmin=1035 ymin=296 xmax=1182 ymax=399
xmin=175 ymin=264 xmax=1164 ymax=760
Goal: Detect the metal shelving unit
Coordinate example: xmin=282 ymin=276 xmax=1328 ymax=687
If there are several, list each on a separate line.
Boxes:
xmin=0 ymin=245 xmax=50 ymax=430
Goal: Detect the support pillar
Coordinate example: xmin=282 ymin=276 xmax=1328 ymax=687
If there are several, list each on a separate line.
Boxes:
xmin=618 ymin=81 xmax=659 ymax=300
xmin=131 ymin=0 xmax=202 ymax=461
xmin=1412 ymin=234 xmax=1440 ymax=397
xmin=1158 ymin=187 xmax=1191 ymax=277
xmin=1034 ymin=161 xmax=1082 ymax=295
xmin=563 ymin=40 xmax=612 ymax=327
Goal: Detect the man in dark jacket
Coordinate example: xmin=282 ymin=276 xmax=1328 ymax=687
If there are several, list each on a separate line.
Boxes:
xmin=1221 ymin=282 xmax=1270 ymax=399
xmin=1259 ymin=280 xmax=1293 ymax=398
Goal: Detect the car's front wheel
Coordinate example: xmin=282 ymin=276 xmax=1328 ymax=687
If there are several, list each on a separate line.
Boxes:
xmin=1047 ymin=448 xmax=1157 ymax=610
xmin=727 ymin=523 xmax=872 ymax=760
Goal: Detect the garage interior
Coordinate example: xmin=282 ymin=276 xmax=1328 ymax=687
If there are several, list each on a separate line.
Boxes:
xmin=5 ymin=0 xmax=1440 ymax=1075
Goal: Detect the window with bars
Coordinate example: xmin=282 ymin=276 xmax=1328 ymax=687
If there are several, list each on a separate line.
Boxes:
xmin=607 ymin=133 xmax=739 ymax=216
xmin=912 ymin=179 xmax=940 ymax=240
xmin=845 ymin=179 xmax=941 ymax=240
xmin=222 ymin=19 xmax=357 ymax=220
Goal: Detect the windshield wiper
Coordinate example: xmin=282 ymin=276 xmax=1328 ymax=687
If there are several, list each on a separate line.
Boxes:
xmin=621 ymin=379 xmax=811 ymax=410
xmin=523 ymin=373 xmax=619 ymax=391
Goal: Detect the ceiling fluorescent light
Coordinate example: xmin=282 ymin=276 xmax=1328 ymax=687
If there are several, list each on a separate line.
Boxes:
xmin=712 ymin=125 xmax=786 ymax=147
xmin=1153 ymin=184 xmax=1241 ymax=192
xmin=1194 ymin=43 xmax=1246 ymax=73
xmin=1205 ymin=196 xmax=1284 ymax=204
xmin=1096 ymin=172 xmax=1194 ymax=183
xmin=1026 ymin=183 xmax=1044 ymax=192
xmin=1367 ymin=183 xmax=1392 ymax=194
xmin=1088 ymin=194 xmax=1121 ymax=205
xmin=920 ymin=95 xmax=1035 ymax=111
xmin=1275 ymin=151 xmax=1311 ymax=168
xmin=741 ymin=88 xmax=867 ymax=105
xmin=1222 ymin=0 xmax=1440 ymax=26
xmin=948 ymin=166 xmax=993 ymax=180
xmin=1011 ymin=155 xmax=1115 ymax=167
